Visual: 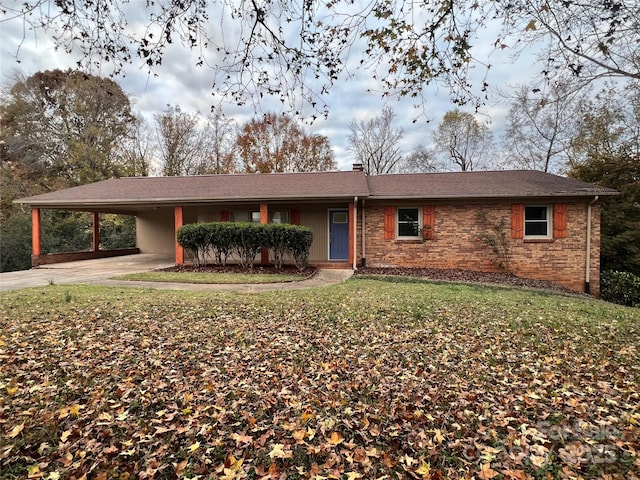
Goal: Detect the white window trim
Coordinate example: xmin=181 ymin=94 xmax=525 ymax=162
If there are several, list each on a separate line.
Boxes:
xmin=396 ymin=207 xmax=422 ymax=239
xmin=524 ymin=205 xmax=553 ymax=239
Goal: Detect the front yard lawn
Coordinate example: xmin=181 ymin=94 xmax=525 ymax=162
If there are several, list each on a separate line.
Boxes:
xmin=1 ymin=278 xmax=638 ymax=479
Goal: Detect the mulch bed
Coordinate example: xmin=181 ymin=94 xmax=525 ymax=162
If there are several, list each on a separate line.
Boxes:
xmin=158 ymin=264 xmax=317 ymax=278
xmin=354 ymin=266 xmax=587 ymax=296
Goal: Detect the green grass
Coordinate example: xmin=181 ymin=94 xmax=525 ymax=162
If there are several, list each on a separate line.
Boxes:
xmin=1 ymin=278 xmax=638 ymax=479
xmin=113 ymin=270 xmax=305 ymax=284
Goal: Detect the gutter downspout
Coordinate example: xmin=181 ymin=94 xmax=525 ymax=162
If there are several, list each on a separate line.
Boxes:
xmin=353 ymin=197 xmax=358 ymax=270
xmin=585 ymin=195 xmax=599 ymax=294
xmin=361 ymin=198 xmax=366 ymax=268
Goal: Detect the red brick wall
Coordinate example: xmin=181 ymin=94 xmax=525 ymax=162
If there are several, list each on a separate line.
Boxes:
xmin=360 ymin=201 xmax=601 ymax=296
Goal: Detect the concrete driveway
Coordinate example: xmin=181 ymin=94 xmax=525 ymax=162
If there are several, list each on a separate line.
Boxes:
xmin=0 ymin=254 xmax=354 ymax=292
xmin=0 ymin=254 xmax=174 ymax=291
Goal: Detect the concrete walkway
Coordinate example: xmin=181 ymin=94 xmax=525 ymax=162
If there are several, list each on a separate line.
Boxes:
xmin=0 ymin=254 xmax=353 ymax=292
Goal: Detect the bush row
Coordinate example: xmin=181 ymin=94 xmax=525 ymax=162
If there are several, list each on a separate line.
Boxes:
xmin=177 ymin=222 xmax=313 ymax=270
xmin=601 ymin=270 xmax=640 ymax=308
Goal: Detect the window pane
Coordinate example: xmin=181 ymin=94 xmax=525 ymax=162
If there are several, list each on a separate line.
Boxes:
xmin=398 ymin=208 xmax=418 ymax=222
xmin=333 ymin=212 xmax=348 ymax=223
xmin=251 ymin=211 xmax=261 ymax=223
xmin=525 ymin=206 xmax=547 ymax=221
xmin=232 ymin=211 xmax=248 ymax=222
xmin=271 ymin=211 xmax=289 ymax=224
xmin=525 ymin=222 xmax=548 ymax=236
xmin=398 ymin=222 xmax=419 ymax=237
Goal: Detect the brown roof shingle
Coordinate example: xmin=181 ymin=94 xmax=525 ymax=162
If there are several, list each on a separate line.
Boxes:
xmin=366 ymin=170 xmax=617 ymax=199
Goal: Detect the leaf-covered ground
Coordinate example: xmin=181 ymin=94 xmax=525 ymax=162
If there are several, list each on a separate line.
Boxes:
xmin=1 ymin=279 xmax=639 ymax=480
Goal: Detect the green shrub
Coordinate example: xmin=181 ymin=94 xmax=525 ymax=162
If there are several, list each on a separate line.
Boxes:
xmin=286 ymin=226 xmax=313 ymax=270
xmin=233 ymin=222 xmax=267 ymax=268
xmin=177 ymin=223 xmax=210 ymax=266
xmin=209 ymin=223 xmax=234 ymax=265
xmin=601 ymin=270 xmax=640 ymax=307
xmin=177 ymin=222 xmax=313 ymax=270
xmin=265 ymin=224 xmax=290 ymax=269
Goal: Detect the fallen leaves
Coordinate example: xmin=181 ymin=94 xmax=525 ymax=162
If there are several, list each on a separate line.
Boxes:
xmin=6 ymin=423 xmax=24 ymax=439
xmin=0 ymin=281 xmax=638 ymax=479
xmin=268 ymin=443 xmax=291 ymax=459
xmin=478 ymin=462 xmax=499 ymax=479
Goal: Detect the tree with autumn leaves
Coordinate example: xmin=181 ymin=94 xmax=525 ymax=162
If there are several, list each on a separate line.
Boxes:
xmin=1 ymin=69 xmax=145 ymax=272
xmin=236 ymin=113 xmax=336 ymax=173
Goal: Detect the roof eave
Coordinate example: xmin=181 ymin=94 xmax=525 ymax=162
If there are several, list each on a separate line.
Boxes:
xmin=368 ymin=191 xmax=619 ymax=200
xmin=14 ymin=192 xmax=371 ymax=208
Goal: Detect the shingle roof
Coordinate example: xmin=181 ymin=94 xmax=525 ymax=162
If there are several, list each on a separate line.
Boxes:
xmin=15 ymin=169 xmax=616 ymax=210
xmin=15 ymin=171 xmax=371 ymax=208
xmin=366 ymin=170 xmax=617 ymax=199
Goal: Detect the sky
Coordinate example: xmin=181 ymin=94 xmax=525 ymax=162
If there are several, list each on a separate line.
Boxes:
xmin=0 ymin=3 xmax=542 ymax=171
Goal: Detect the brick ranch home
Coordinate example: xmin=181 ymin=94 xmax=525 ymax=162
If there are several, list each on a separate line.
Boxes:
xmin=15 ymin=168 xmax=617 ymax=295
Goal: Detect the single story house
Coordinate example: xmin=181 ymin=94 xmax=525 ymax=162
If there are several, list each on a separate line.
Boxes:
xmin=15 ymin=168 xmax=617 ymax=295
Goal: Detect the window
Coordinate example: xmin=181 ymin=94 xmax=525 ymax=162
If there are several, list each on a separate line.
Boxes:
xmin=524 ymin=206 xmax=552 ymax=238
xmin=231 ymin=211 xmax=261 ymax=223
xmin=271 ymin=211 xmax=289 ymax=224
xmin=332 ymin=212 xmax=348 ymax=224
xmin=397 ymin=207 xmax=420 ymax=238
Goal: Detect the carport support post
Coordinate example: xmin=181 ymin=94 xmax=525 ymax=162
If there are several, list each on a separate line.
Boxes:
xmin=175 ymin=206 xmax=184 ymax=265
xmin=92 ymin=212 xmax=100 ymax=252
xmin=31 ymin=208 xmax=41 ymax=261
xmin=260 ymin=203 xmax=269 ymax=265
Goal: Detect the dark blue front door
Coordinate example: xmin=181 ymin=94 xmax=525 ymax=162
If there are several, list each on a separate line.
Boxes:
xmin=329 ymin=210 xmax=349 ymax=260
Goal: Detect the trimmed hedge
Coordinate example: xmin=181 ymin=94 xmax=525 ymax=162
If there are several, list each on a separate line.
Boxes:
xmin=177 ymin=222 xmax=313 ymax=270
xmin=176 ymin=223 xmax=211 ymax=267
xmin=601 ymin=270 xmax=640 ymax=308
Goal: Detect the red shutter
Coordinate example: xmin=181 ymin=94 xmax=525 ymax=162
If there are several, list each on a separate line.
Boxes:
xmin=383 ymin=206 xmax=396 ymax=240
xmin=553 ymin=203 xmax=567 ymax=239
xmin=423 ymin=205 xmax=435 ymax=240
xmin=511 ymin=204 xmax=524 ymax=239
xmin=220 ymin=210 xmax=230 ymax=222
xmin=290 ymin=209 xmax=301 ymax=225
